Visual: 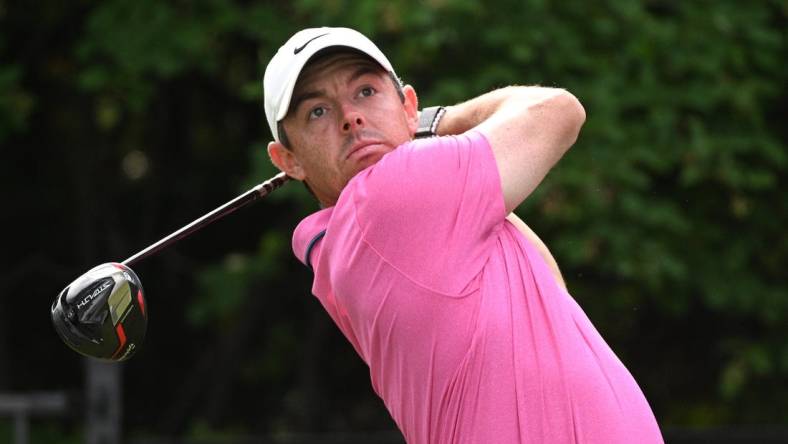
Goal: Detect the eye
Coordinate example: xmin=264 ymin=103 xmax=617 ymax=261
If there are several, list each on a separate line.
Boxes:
xmin=308 ymin=106 xmax=326 ymax=120
xmin=358 ymin=86 xmax=376 ymax=98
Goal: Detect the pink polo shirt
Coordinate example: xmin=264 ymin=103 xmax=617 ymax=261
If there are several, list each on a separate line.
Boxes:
xmin=293 ymin=131 xmax=663 ymax=443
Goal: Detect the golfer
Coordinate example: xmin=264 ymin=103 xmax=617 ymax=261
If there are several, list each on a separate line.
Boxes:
xmin=264 ymin=27 xmax=663 ymax=443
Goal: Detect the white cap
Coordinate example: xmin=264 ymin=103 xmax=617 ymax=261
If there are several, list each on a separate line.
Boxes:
xmin=263 ymin=27 xmax=395 ymax=142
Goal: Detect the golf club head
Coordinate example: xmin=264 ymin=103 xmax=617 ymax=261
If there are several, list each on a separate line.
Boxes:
xmin=51 ymin=262 xmax=147 ymax=361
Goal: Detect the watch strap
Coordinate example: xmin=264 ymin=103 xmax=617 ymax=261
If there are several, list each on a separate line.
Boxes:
xmin=415 ymin=106 xmax=446 ymax=138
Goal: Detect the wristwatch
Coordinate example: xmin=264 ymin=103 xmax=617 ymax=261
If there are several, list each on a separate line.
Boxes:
xmin=415 ymin=106 xmax=446 ymax=138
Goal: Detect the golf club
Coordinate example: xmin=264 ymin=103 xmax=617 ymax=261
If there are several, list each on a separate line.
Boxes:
xmin=51 ymin=172 xmax=290 ymax=361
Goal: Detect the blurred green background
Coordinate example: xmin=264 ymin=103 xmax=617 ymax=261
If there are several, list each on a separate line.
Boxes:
xmin=1 ymin=0 xmax=786 ymax=442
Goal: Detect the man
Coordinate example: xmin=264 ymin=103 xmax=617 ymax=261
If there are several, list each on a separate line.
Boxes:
xmin=263 ymin=27 xmax=663 ymax=443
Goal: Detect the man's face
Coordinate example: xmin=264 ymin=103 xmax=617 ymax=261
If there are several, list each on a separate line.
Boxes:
xmin=268 ymin=52 xmax=419 ymax=206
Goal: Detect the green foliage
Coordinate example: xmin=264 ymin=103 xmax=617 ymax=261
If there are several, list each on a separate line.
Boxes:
xmin=0 ymin=420 xmax=81 ymax=444
xmin=0 ymin=64 xmax=33 ymax=140
xmin=2 ymin=0 xmax=786 ymax=437
xmin=188 ymin=231 xmax=286 ymax=326
xmin=77 ymin=0 xmax=226 ymax=110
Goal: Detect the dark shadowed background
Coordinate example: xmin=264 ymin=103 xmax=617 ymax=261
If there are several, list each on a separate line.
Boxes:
xmin=1 ymin=0 xmax=786 ymax=442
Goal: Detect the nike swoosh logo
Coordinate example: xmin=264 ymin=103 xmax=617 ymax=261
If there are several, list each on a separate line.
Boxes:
xmin=294 ymin=33 xmax=329 ymax=54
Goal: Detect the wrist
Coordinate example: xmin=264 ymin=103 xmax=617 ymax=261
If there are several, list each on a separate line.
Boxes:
xmin=434 ymin=102 xmax=482 ymax=136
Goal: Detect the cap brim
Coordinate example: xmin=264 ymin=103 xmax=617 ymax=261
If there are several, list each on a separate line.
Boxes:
xmin=274 ymin=36 xmax=394 ymax=122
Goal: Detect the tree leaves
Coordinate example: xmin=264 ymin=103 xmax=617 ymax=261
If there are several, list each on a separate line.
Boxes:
xmin=2 ymin=0 xmax=786 ymax=436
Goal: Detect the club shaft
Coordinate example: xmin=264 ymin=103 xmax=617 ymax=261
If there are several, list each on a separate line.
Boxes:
xmin=122 ymin=172 xmax=289 ymax=267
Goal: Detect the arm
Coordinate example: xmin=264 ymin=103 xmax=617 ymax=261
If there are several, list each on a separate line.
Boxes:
xmin=436 ymin=86 xmax=585 ymax=213
xmin=434 ymin=86 xmax=583 ymax=289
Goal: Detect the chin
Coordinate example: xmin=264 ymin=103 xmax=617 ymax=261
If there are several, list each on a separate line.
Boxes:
xmin=356 ymin=152 xmax=388 ymax=172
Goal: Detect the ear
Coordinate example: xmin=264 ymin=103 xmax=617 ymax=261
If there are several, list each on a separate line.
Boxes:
xmin=267 ymin=141 xmax=306 ymax=180
xmin=402 ymin=85 xmax=419 ymax=135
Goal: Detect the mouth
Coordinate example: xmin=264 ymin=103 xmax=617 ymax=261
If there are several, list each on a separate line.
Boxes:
xmin=346 ymin=140 xmax=385 ymax=160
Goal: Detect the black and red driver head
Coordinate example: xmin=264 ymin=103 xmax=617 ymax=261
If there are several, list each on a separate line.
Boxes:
xmin=51 ymin=262 xmax=147 ymax=361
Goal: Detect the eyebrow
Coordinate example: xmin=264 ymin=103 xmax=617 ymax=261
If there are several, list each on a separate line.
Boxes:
xmin=289 ymin=90 xmax=325 ymax=116
xmin=288 ymin=64 xmax=386 ymax=116
xmin=348 ymin=65 xmax=382 ymax=83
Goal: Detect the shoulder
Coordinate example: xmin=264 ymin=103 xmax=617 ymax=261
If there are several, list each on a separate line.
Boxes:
xmin=292 ymin=207 xmax=333 ymax=266
xmin=349 ymin=131 xmax=494 ymax=212
xmin=331 ymin=132 xmax=504 ymax=295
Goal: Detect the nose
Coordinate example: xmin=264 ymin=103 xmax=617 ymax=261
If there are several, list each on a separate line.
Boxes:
xmin=341 ymin=106 xmax=365 ymax=133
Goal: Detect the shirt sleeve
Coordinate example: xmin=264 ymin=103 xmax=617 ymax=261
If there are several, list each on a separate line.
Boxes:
xmin=351 ymin=130 xmax=506 ymax=296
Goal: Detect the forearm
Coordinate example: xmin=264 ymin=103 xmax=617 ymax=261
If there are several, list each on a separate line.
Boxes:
xmin=435 ymin=86 xmax=574 ymax=290
xmin=435 ymin=86 xmax=569 ymax=136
